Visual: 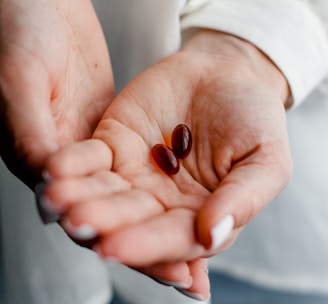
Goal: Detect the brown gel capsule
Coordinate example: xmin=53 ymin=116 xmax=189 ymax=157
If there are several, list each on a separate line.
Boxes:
xmin=151 ymin=144 xmax=180 ymax=175
xmin=171 ymin=124 xmax=192 ymax=159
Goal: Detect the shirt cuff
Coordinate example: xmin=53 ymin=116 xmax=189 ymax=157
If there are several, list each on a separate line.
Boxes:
xmin=181 ymin=0 xmax=328 ymax=108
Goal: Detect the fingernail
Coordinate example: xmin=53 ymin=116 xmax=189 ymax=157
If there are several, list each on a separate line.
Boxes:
xmin=34 ymin=182 xmax=61 ymax=224
xmin=154 ymin=276 xmax=192 ymax=289
xmin=62 ymin=218 xmax=97 ymax=240
xmin=93 ymin=245 xmax=121 ymax=264
xmin=175 ymin=288 xmax=207 ymax=302
xmin=210 ymin=214 xmax=234 ymax=251
xmin=42 ymin=170 xmax=52 ymax=182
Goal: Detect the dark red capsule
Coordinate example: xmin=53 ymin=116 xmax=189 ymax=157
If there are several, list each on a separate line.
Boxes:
xmin=151 ymin=144 xmax=179 ymax=175
xmin=171 ymin=124 xmax=192 ymax=159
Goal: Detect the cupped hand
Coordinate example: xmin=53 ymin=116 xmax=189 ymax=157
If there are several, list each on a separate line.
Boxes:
xmin=0 ymin=0 xmax=113 ymax=187
xmin=43 ymin=30 xmax=292 ymax=300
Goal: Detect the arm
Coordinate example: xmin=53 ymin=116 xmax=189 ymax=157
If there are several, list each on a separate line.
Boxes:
xmin=181 ymin=0 xmax=328 ymax=108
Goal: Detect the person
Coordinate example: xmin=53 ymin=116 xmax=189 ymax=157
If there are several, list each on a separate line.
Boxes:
xmin=0 ymin=2 xmax=324 ymax=304
xmin=40 ymin=0 xmax=328 ymax=303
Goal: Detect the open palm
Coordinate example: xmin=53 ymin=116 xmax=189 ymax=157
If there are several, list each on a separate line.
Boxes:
xmin=45 ymin=31 xmax=292 ymax=263
xmin=44 ymin=31 xmax=292 ymax=299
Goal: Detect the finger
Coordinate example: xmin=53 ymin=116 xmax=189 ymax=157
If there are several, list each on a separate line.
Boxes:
xmin=139 ymin=259 xmax=210 ymax=301
xmin=36 ymin=169 xmax=130 ymax=224
xmin=197 ymin=145 xmax=292 ymax=250
xmin=95 ymin=208 xmax=206 ymax=267
xmin=45 ymin=139 xmax=113 ymax=178
xmin=44 ymin=170 xmax=130 ymax=207
xmin=0 ymin=66 xmax=58 ymax=187
xmin=137 ymin=261 xmax=192 ymax=289
xmin=60 ymin=189 xmax=164 ymax=238
xmin=175 ymin=258 xmax=210 ymax=302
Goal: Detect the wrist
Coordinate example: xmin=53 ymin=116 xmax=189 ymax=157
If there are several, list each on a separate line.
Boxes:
xmin=182 ymin=30 xmax=291 ymax=108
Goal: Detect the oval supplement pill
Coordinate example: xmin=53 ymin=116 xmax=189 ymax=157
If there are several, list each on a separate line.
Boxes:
xmin=171 ymin=124 xmax=192 ymax=159
xmin=151 ymin=144 xmax=180 ymax=175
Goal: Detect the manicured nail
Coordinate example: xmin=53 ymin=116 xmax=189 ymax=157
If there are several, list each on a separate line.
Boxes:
xmin=154 ymin=276 xmax=192 ymax=289
xmin=42 ymin=170 xmax=52 ymax=182
xmin=93 ymin=245 xmax=121 ymax=264
xmin=62 ymin=218 xmax=97 ymax=240
xmin=34 ymin=182 xmax=60 ymax=224
xmin=210 ymin=214 xmax=234 ymax=251
xmin=175 ymin=288 xmax=207 ymax=302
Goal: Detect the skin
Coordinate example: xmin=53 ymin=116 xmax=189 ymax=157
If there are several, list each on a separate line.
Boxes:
xmin=0 ymin=0 xmax=209 ymax=298
xmin=43 ymin=30 xmax=292 ymax=299
xmin=0 ymin=0 xmax=113 ymax=187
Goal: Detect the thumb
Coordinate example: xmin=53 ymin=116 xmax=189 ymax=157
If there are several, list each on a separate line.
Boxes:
xmin=0 ymin=69 xmax=58 ymax=188
xmin=196 ymin=145 xmax=292 ymax=251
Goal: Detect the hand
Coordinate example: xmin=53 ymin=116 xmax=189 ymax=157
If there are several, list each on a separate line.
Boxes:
xmin=42 ymin=30 xmax=292 ymax=300
xmin=0 ymin=0 xmax=114 ymax=187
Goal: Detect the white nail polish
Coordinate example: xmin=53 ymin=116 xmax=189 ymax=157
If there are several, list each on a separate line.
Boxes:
xmin=34 ymin=182 xmax=61 ymax=224
xmin=175 ymin=288 xmax=207 ymax=302
xmin=41 ymin=170 xmax=52 ymax=182
xmin=93 ymin=245 xmax=121 ymax=265
xmin=72 ymin=225 xmax=97 ymax=240
xmin=155 ymin=276 xmax=192 ymax=289
xmin=210 ymin=214 xmax=234 ymax=251
xmin=63 ymin=219 xmax=97 ymax=240
xmin=40 ymin=194 xmax=61 ymax=213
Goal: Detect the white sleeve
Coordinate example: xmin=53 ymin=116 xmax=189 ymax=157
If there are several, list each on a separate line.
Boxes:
xmin=180 ymin=0 xmax=328 ymax=108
